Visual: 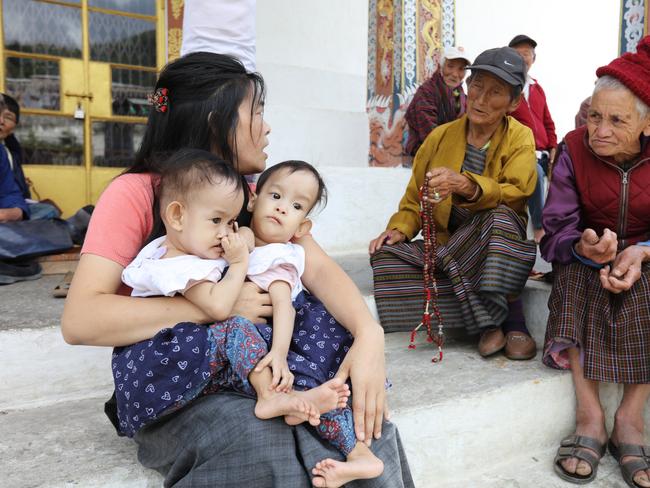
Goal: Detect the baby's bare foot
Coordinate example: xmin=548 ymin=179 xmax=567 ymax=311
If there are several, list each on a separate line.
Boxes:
xmin=285 ymin=379 xmax=350 ymax=425
xmin=255 ymin=392 xmax=320 ymax=426
xmin=311 ymin=442 xmax=384 ymax=487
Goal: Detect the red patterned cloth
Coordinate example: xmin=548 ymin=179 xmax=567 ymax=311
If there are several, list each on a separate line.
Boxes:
xmin=404 ymin=70 xmax=466 ymax=156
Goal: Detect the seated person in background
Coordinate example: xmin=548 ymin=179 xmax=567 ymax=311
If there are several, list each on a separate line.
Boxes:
xmin=404 ymin=46 xmax=470 ymax=156
xmin=575 ymin=96 xmax=592 ymax=128
xmin=369 ymin=46 xmax=538 ymax=361
xmin=542 ymin=36 xmax=650 ymax=486
xmin=0 ymin=145 xmax=28 ymax=222
xmin=0 ymin=94 xmax=28 ymax=223
xmin=0 ymin=93 xmax=60 ymax=220
xmin=507 ymin=35 xmax=557 ymax=244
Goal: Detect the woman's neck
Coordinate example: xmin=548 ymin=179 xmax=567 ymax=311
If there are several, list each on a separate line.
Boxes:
xmin=466 ymin=121 xmax=500 ymax=148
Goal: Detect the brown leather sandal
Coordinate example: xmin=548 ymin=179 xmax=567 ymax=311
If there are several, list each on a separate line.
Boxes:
xmin=52 ymin=271 xmax=74 ymax=298
xmin=553 ymin=434 xmax=607 ymax=484
xmin=608 ymin=439 xmax=650 ymax=487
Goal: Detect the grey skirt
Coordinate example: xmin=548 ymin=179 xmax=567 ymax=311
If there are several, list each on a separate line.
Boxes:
xmin=135 ymin=391 xmax=414 ymax=487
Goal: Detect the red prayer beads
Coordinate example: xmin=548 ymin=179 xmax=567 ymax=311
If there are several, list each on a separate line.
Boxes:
xmin=409 ymin=174 xmax=444 ymax=362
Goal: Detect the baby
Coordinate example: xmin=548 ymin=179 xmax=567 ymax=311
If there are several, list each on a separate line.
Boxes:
xmin=118 ymin=149 xmax=347 ymax=435
xmin=246 ymin=161 xmax=384 ymax=487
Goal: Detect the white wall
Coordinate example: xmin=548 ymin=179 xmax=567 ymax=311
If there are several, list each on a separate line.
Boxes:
xmin=456 ymin=0 xmax=620 ymax=141
xmin=256 ymin=0 xmax=620 ymax=167
xmin=256 ymin=1 xmax=370 ymax=167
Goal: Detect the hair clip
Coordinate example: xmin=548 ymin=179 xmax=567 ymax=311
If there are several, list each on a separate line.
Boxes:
xmin=148 ymin=87 xmax=169 ymax=113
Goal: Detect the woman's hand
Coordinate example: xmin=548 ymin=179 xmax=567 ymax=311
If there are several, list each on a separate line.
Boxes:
xmin=335 ymin=324 xmax=388 ymax=445
xmin=231 ymin=282 xmax=272 ymax=323
xmin=599 ymin=245 xmax=649 ymax=293
xmin=426 ymin=168 xmax=478 ymax=201
xmin=575 ymin=228 xmax=618 ymax=264
xmin=369 ymin=229 xmax=406 ymax=255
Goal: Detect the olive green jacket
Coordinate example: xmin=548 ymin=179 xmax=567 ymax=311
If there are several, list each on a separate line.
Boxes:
xmin=387 ymin=114 xmax=536 ymax=244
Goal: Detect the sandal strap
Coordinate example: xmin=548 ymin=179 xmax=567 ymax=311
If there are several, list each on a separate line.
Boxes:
xmin=617 ymin=443 xmax=650 ymax=460
xmin=556 ymin=446 xmax=599 ymax=468
xmin=560 ymin=434 xmax=607 ymax=457
xmin=621 ymin=458 xmax=650 ymax=481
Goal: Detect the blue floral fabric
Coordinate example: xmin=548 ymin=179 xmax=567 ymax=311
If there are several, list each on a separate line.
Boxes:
xmin=112 ymin=316 xmax=266 ymax=437
xmin=256 ymin=291 xmax=357 ymax=454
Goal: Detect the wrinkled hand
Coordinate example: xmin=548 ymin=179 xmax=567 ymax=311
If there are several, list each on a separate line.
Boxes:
xmin=368 ymin=229 xmax=406 ymax=255
xmin=575 ymin=228 xmax=618 ymax=264
xmin=221 ymin=232 xmax=249 ymax=264
xmin=232 ymin=282 xmax=272 ymax=324
xmin=599 ymin=245 xmax=648 ymax=293
xmin=255 ymin=348 xmax=293 ymax=392
xmin=335 ymin=324 xmax=388 ymax=445
xmin=426 ymin=168 xmax=477 ymax=201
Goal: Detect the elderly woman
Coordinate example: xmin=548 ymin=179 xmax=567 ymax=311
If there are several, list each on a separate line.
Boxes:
xmin=543 ymin=36 xmax=650 ymax=487
xmin=369 ymin=46 xmax=537 ymax=360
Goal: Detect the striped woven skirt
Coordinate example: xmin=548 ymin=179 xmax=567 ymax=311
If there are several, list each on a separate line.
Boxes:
xmin=543 ymin=262 xmax=650 ymax=384
xmin=370 ymin=205 xmax=536 ymax=334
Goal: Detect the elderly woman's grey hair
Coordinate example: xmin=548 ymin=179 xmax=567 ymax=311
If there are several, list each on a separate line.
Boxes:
xmin=593 ymin=75 xmax=650 ymax=119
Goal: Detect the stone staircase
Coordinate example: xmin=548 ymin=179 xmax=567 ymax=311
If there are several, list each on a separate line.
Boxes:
xmin=2 ymin=166 xmax=647 ymax=487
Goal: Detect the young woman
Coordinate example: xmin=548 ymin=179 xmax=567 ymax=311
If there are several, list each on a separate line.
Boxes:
xmin=62 ymin=52 xmax=413 ymax=487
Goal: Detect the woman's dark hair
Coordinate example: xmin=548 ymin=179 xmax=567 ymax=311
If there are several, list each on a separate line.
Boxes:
xmin=147 ymin=149 xmax=244 ymax=243
xmin=255 ymin=160 xmax=328 ymax=214
xmin=126 ymin=52 xmax=265 ymax=239
xmin=129 ymin=51 xmax=265 ymax=174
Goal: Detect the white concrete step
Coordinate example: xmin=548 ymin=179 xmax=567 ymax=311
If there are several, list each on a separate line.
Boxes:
xmin=0 ymin=281 xmax=551 ymax=412
xmin=443 ymin=446 xmax=628 ymax=488
xmin=3 ymin=331 xmax=647 ymax=487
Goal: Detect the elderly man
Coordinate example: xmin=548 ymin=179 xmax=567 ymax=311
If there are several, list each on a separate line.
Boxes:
xmin=508 ymin=34 xmax=557 ymax=243
xmin=543 ymin=35 xmax=650 ymax=486
xmin=404 ymin=46 xmax=470 ymax=156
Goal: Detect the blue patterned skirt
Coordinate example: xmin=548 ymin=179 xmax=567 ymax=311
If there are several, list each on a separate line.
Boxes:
xmin=257 ymin=291 xmax=357 ymax=454
xmin=112 ymin=316 xmax=266 ymax=437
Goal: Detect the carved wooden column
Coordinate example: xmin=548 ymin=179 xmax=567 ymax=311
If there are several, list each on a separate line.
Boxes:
xmin=367 ymin=0 xmax=456 ymax=167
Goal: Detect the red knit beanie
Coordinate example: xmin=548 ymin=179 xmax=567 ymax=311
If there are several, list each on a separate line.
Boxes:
xmin=596 ymin=34 xmax=650 ymax=108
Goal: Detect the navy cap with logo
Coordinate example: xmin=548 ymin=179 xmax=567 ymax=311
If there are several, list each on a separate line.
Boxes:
xmin=508 ymin=34 xmax=537 ymax=48
xmin=468 ymin=46 xmax=527 ymax=88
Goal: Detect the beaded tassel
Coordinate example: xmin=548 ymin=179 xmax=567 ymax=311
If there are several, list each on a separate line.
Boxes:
xmin=408 ymin=175 xmax=444 ymax=363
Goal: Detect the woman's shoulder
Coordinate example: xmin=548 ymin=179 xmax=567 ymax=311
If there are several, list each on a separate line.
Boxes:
xmin=98 ymin=173 xmax=156 ymax=212
xmin=110 ymin=173 xmax=155 ymax=194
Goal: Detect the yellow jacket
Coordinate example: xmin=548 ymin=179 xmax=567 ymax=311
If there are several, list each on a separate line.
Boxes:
xmin=387 ymin=114 xmax=536 ymax=244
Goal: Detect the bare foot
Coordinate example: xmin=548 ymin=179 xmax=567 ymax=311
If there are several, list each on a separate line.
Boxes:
xmin=559 ymin=412 xmax=607 ymax=478
xmin=611 ymin=415 xmax=650 ymax=487
xmin=255 ymin=392 xmax=320 ymax=426
xmin=311 ymin=443 xmax=384 ymax=487
xmin=285 ymin=379 xmax=350 ymax=426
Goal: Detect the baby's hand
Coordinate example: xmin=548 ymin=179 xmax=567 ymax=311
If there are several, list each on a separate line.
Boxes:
xmin=255 ymin=349 xmax=294 ymax=392
xmin=221 ymin=232 xmax=249 ymax=264
xmin=237 ymin=226 xmax=256 ymax=252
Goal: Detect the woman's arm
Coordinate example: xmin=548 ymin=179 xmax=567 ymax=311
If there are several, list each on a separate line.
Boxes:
xmin=62 ymin=254 xmax=272 ymax=347
xmin=539 ymin=149 xmax=584 ymax=264
xmin=296 ymin=234 xmax=387 ymax=444
xmin=62 ymin=253 xmax=212 ymax=346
